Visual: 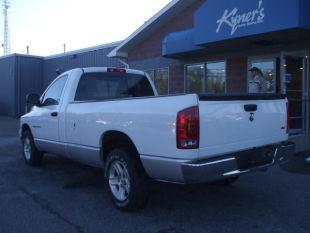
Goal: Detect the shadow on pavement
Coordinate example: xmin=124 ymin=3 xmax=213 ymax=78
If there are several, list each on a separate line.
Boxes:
xmin=41 ymin=154 xmax=104 ymax=190
xmin=280 ymin=152 xmax=310 ymax=175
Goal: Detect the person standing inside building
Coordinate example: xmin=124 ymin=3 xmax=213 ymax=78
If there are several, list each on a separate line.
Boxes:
xmin=248 ymin=67 xmax=267 ymax=93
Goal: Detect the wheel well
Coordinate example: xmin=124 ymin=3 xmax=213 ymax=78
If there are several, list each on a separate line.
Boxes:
xmin=101 ymin=131 xmax=140 ymax=162
xmin=21 ymin=124 xmax=31 ymax=135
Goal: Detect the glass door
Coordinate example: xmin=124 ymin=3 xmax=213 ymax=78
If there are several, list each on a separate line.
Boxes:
xmin=281 ymin=51 xmax=308 ymax=135
xmin=248 ymin=58 xmax=277 ymax=94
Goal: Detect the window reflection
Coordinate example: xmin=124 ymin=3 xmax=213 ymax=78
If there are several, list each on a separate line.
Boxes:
xmin=186 ymin=64 xmax=205 ymax=93
xmin=207 ymin=62 xmax=226 ymax=93
xmin=249 ymin=60 xmax=276 ymax=93
xmin=146 ymin=68 xmax=169 ymax=95
xmin=186 ymin=61 xmax=226 ymax=94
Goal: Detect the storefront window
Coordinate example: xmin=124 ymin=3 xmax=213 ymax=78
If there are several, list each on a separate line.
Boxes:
xmin=186 ymin=61 xmax=226 ymax=94
xmin=147 ymin=70 xmax=155 ymax=82
xmin=206 ymin=61 xmax=226 ymax=93
xmin=249 ymin=59 xmax=276 ymax=93
xmin=186 ymin=64 xmax=205 ymax=93
xmin=146 ymin=68 xmax=169 ymax=95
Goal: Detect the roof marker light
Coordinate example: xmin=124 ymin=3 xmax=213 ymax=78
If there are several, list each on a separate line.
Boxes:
xmin=107 ymin=68 xmax=126 ymax=73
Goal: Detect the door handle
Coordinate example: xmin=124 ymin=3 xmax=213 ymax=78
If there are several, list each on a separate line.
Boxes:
xmin=244 ymin=104 xmax=257 ymax=112
xmin=51 ymin=112 xmax=58 ymax=117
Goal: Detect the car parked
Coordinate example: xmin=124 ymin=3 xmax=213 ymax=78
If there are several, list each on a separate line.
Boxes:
xmin=20 ymin=67 xmax=295 ymax=210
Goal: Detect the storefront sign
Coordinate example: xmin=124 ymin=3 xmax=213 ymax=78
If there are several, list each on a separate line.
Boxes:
xmin=163 ymin=0 xmax=310 ymax=57
xmin=194 ymin=0 xmax=309 ymax=46
xmin=216 ymin=0 xmax=265 ymax=36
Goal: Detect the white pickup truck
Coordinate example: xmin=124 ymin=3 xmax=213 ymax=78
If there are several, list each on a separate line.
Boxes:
xmin=20 ymin=67 xmax=294 ymax=210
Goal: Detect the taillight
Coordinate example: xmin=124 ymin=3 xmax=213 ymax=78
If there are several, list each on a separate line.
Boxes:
xmin=176 ymin=106 xmax=200 ymax=149
xmin=107 ymin=68 xmax=126 ymax=73
xmin=286 ymin=102 xmax=290 ymax=134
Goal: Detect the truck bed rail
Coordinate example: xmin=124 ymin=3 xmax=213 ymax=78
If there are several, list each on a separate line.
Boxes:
xmin=198 ymin=94 xmax=286 ymax=101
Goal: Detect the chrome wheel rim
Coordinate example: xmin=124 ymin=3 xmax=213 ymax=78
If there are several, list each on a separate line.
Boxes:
xmin=108 ymin=160 xmax=130 ymax=202
xmin=23 ymin=137 xmax=32 ymax=160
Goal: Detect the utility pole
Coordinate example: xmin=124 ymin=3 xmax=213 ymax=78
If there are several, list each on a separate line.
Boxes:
xmin=3 ymin=0 xmax=10 ymax=56
xmin=63 ymin=44 xmax=66 ymax=53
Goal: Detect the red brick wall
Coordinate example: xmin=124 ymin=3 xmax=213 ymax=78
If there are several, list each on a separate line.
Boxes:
xmin=226 ymin=58 xmax=248 ymax=93
xmin=129 ymin=0 xmax=206 ymax=61
xmin=128 ymin=0 xmax=206 ymax=94
xmin=127 ymin=0 xmax=248 ymax=94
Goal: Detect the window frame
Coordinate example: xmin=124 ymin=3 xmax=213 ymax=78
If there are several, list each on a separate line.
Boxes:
xmin=40 ymin=74 xmax=68 ymax=107
xmin=247 ymin=57 xmax=277 ymax=94
xmin=184 ymin=60 xmax=227 ymax=94
xmin=206 ymin=60 xmax=227 ymax=94
xmin=184 ymin=63 xmax=206 ymax=94
xmin=145 ymin=67 xmax=170 ymax=95
xmin=73 ymin=72 xmax=155 ymax=102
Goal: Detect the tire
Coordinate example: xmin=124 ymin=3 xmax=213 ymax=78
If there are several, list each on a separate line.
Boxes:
xmin=104 ymin=148 xmax=149 ymax=211
xmin=21 ymin=130 xmax=43 ymax=166
xmin=211 ymin=176 xmax=239 ymax=186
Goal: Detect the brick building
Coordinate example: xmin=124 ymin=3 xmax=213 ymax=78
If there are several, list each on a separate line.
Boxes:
xmin=1 ymin=0 xmax=310 ymax=153
xmin=109 ymin=0 xmax=310 ymax=152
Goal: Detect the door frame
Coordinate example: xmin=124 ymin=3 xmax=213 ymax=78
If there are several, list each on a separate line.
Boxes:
xmin=306 ymin=49 xmax=309 ymax=134
xmin=280 ymin=49 xmax=309 ymax=135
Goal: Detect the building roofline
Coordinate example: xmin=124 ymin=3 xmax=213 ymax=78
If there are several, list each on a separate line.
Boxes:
xmin=44 ymin=41 xmax=122 ymax=60
xmin=0 ymin=53 xmax=44 ymax=60
xmin=0 ymin=41 xmax=122 ymax=61
xmin=108 ymin=0 xmax=183 ymax=58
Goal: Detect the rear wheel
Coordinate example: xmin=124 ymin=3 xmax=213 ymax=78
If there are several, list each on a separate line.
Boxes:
xmin=22 ymin=130 xmax=43 ymax=166
xmin=104 ymin=148 xmax=149 ymax=211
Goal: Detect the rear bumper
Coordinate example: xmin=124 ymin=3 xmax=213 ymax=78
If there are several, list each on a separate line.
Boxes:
xmin=141 ymin=141 xmax=295 ymax=184
xmin=182 ymin=141 xmax=295 ymax=183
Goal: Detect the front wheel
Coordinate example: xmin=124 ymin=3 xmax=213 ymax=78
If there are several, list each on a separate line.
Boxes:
xmin=22 ymin=130 xmax=43 ymax=166
xmin=104 ymin=148 xmax=149 ymax=211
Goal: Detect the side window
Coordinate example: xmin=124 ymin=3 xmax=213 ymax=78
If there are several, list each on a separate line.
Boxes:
xmin=75 ymin=72 xmax=154 ymax=101
xmin=41 ymin=75 xmax=68 ymax=106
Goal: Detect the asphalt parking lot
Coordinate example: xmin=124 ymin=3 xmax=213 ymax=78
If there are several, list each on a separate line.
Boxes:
xmin=0 ymin=116 xmax=309 ymax=233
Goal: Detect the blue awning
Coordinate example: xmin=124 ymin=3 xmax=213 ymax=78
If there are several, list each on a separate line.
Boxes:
xmin=163 ymin=0 xmax=310 ymax=57
xmin=162 ymin=29 xmax=202 ymax=56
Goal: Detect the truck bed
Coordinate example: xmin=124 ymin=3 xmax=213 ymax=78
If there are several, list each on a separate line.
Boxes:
xmin=198 ymin=93 xmax=288 ymax=159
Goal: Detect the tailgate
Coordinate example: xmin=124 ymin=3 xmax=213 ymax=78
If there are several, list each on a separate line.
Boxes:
xmin=198 ymin=94 xmax=288 ymax=159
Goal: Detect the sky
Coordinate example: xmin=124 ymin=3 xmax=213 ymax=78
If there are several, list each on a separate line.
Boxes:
xmin=0 ymin=0 xmax=171 ymax=56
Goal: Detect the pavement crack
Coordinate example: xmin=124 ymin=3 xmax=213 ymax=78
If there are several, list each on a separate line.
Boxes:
xmin=16 ymin=185 xmax=85 ymax=233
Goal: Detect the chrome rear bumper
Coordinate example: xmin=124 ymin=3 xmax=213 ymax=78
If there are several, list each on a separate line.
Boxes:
xmin=141 ymin=142 xmax=295 ymax=184
xmin=182 ymin=142 xmax=295 ymax=183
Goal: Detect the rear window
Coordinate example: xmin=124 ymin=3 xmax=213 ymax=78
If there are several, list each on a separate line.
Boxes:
xmin=75 ymin=72 xmax=154 ymax=101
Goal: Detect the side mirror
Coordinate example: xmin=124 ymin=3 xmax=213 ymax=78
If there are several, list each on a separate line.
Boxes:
xmin=26 ymin=93 xmax=40 ymax=113
xmin=26 ymin=93 xmax=40 ymax=106
xmin=43 ymin=98 xmax=58 ymax=106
